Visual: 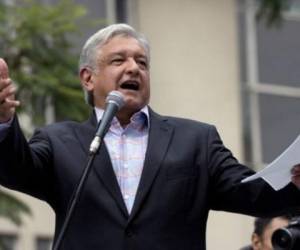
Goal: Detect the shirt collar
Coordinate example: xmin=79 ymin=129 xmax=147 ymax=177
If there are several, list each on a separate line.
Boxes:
xmin=94 ymin=105 xmax=150 ymax=129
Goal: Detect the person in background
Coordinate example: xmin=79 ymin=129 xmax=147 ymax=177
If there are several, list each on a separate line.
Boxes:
xmin=240 ymin=216 xmax=290 ymax=250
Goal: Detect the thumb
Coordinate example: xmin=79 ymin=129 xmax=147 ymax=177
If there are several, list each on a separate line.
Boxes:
xmin=0 ymin=58 xmax=9 ymax=79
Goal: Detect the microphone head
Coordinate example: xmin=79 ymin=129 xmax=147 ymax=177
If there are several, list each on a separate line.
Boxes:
xmin=105 ymin=91 xmax=125 ymax=109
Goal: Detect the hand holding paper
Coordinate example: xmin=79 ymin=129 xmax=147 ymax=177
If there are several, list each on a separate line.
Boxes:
xmin=242 ymin=135 xmax=300 ymax=191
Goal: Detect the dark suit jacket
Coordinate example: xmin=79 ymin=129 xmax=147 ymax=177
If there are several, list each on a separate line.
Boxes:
xmin=239 ymin=245 xmax=253 ymax=250
xmin=1 ymin=108 xmax=300 ymax=250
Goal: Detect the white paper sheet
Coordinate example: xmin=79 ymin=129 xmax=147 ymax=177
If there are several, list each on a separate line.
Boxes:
xmin=241 ymin=135 xmax=300 ymax=191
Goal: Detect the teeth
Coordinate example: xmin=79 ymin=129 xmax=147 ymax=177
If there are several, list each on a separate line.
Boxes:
xmin=120 ymin=81 xmax=139 ymax=90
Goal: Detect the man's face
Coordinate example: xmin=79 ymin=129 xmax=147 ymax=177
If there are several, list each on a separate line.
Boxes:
xmin=81 ymin=35 xmax=150 ymax=115
xmin=252 ymin=218 xmax=289 ymax=250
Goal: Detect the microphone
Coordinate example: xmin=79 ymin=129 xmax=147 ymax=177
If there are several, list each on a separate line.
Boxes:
xmin=53 ymin=91 xmax=124 ymax=250
xmin=89 ymin=90 xmax=124 ymax=154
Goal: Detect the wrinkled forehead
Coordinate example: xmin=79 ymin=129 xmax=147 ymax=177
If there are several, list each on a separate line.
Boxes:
xmin=97 ymin=34 xmax=149 ymax=59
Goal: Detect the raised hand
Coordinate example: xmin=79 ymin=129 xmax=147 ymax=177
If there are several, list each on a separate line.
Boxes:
xmin=0 ymin=58 xmax=20 ymax=123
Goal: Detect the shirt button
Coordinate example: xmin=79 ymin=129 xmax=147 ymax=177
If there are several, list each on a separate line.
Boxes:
xmin=125 ymin=229 xmax=134 ymax=238
xmin=124 ymin=194 xmax=130 ymax=200
xmin=124 ymin=163 xmax=128 ymax=169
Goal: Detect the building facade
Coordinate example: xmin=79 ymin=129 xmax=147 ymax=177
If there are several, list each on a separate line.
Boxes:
xmin=1 ymin=0 xmax=300 ymax=249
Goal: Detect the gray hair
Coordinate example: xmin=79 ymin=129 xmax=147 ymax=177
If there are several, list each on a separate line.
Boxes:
xmin=79 ymin=23 xmax=150 ymax=106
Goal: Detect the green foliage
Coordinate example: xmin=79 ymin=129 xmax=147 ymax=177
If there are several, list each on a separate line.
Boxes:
xmin=0 ymin=189 xmax=31 ymax=226
xmin=0 ymin=0 xmax=94 ymax=125
xmin=0 ymin=189 xmax=31 ymax=248
xmin=0 ymin=0 xmax=102 ymax=239
xmin=257 ymin=0 xmax=292 ymax=26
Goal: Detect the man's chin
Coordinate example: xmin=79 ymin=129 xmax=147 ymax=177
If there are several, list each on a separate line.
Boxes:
xmin=123 ymin=96 xmax=148 ymax=107
xmin=121 ymin=101 xmax=147 ymax=113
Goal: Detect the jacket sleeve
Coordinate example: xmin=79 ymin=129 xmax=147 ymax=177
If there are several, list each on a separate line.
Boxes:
xmin=0 ymin=115 xmax=54 ymax=204
xmin=0 ymin=117 xmax=13 ymax=143
xmin=207 ymin=125 xmax=300 ymax=217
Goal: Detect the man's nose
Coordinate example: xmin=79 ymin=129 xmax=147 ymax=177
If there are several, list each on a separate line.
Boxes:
xmin=125 ymin=58 xmax=139 ymax=74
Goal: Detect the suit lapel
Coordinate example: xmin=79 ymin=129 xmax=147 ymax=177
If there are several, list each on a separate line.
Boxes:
xmin=75 ymin=112 xmax=129 ymax=217
xmin=75 ymin=110 xmax=174 ymax=220
xmin=74 ymin=112 xmax=97 ymax=154
xmin=128 ymin=110 xmax=174 ymax=222
xmin=93 ymin=144 xmax=129 ymax=217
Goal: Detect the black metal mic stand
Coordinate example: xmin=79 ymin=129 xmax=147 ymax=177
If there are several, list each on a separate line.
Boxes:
xmin=52 ymin=138 xmax=103 ymax=250
xmin=52 ymin=90 xmax=124 ymax=250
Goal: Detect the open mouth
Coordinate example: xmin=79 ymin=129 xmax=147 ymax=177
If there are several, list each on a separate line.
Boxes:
xmin=120 ymin=80 xmax=139 ymax=91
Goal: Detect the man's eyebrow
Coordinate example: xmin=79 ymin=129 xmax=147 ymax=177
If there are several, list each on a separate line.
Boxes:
xmin=108 ymin=50 xmax=147 ymax=57
xmin=136 ymin=54 xmax=147 ymax=58
xmin=107 ymin=52 xmax=125 ymax=57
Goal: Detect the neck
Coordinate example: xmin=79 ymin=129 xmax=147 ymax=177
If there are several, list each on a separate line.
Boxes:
xmin=116 ymin=109 xmax=135 ymax=127
xmin=94 ymin=105 xmax=145 ymax=128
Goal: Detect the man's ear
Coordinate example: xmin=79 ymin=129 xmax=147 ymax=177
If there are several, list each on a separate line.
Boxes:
xmin=251 ymin=233 xmax=262 ymax=250
xmin=80 ymin=68 xmax=94 ymax=91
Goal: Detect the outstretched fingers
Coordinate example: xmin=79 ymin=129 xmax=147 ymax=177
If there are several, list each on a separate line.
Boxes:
xmin=0 ymin=79 xmax=20 ymax=122
xmin=0 ymin=78 xmax=15 ymax=102
xmin=0 ymin=59 xmax=20 ymax=122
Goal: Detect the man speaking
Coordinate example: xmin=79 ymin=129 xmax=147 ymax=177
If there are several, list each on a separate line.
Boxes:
xmin=0 ymin=23 xmax=300 ymax=250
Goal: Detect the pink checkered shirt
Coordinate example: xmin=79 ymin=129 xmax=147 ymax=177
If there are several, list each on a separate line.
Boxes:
xmin=94 ymin=106 xmax=149 ymax=213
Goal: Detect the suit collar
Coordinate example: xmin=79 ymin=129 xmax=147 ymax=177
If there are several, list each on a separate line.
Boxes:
xmin=93 ymin=106 xmax=150 ymax=128
xmin=74 ymin=108 xmax=174 ymax=220
xmin=75 ymin=111 xmax=129 ymax=217
xmin=128 ymin=109 xmax=174 ymax=222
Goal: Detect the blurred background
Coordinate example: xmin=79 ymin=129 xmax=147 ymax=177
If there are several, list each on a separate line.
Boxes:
xmin=0 ymin=0 xmax=300 ymax=249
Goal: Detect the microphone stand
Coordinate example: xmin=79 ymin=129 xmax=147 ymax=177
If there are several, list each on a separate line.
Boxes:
xmin=52 ymin=136 xmax=103 ymax=250
xmin=52 ymin=90 xmax=124 ymax=250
